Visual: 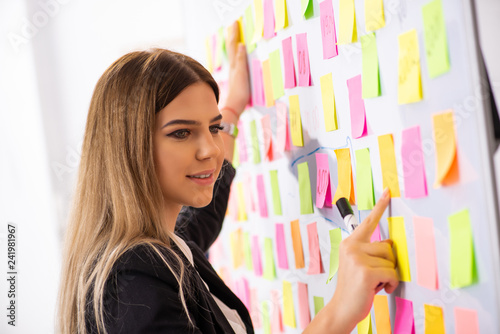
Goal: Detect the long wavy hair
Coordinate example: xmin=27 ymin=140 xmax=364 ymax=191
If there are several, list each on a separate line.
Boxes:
xmin=57 ymin=49 xmax=219 ymax=333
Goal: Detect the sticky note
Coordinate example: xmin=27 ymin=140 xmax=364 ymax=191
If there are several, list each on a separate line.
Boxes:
xmin=388 ymin=217 xmax=411 ymax=282
xmin=333 ymin=148 xmax=356 ymax=205
xmin=261 ymin=114 xmax=273 ymax=161
xmin=402 ymin=126 xmax=428 ymax=198
xmin=282 ymin=280 xmax=296 ymax=328
xmin=395 ymin=298 xmax=415 ymax=334
xmin=237 ymin=17 xmax=245 ymax=44
xmin=240 ymin=277 xmax=250 ymax=310
xmin=454 ymin=307 xmax=479 ymax=334
xmin=251 ymin=235 xmax=263 ymax=276
xmin=371 ymin=224 xmax=381 ymax=242
xmin=276 ymin=102 xmax=291 ymax=153
xmin=301 ymin=0 xmax=313 ymax=19
xmin=413 ymin=216 xmax=438 ymax=290
xmin=212 ymin=33 xmax=221 ymax=71
xmin=424 ymin=304 xmax=445 ymax=334
xmin=361 ymin=33 xmax=380 ymax=98
xmin=270 ymin=170 xmax=283 ymax=215
xmin=282 ymin=37 xmax=296 ymax=89
xmin=250 ymin=120 xmax=261 ymax=164
xmin=250 ymin=288 xmax=261 ymax=328
xmin=315 ymin=153 xmax=333 ymax=208
xmin=347 ymin=75 xmax=367 ymax=138
xmin=432 ymin=110 xmax=459 ymax=187
xmin=374 ymin=295 xmax=391 ymax=334
xmin=237 ymin=182 xmax=248 ymax=221
xmin=320 ymin=0 xmax=338 ymax=59
xmin=262 ymin=301 xmax=271 ymax=334
xmin=297 ymin=282 xmax=311 ymax=329
xmin=256 ymin=174 xmax=269 ymax=217
xmin=306 ymin=222 xmax=324 ymax=275
xmin=230 ymin=228 xmax=244 ymax=268
xmin=243 ymin=232 xmax=253 ymax=270
xmin=263 ymin=237 xmax=277 ymax=280
xmin=275 ymin=223 xmax=289 ymax=269
xmin=422 ymin=0 xmax=450 ymax=78
xmin=313 ymin=296 xmax=324 ymax=316
xmin=296 ymin=33 xmax=311 ymax=86
xmin=398 ymin=29 xmax=423 ymax=104
xmin=263 ymin=0 xmax=276 ymax=39
xmin=262 ymin=59 xmax=275 ymax=107
xmin=232 ymin=139 xmax=240 ymax=168
xmin=237 ymin=120 xmax=248 ymax=163
xmin=357 ymin=313 xmax=372 ymax=334
xmin=365 ymin=0 xmax=385 ymax=31
xmin=355 ymin=148 xmax=375 ymax=210
xmin=298 ymin=162 xmax=314 ymax=214
xmin=253 ymin=0 xmax=264 ymax=43
xmin=243 ymin=172 xmax=257 ymax=213
xmin=338 ymin=0 xmax=358 ymax=44
xmin=319 ymin=73 xmax=338 ymax=131
xmin=327 ymin=228 xmax=341 ymax=283
xmin=448 ymin=208 xmax=477 ymax=288
xmin=289 ymin=95 xmax=304 ymax=146
xmin=269 ymin=49 xmax=285 ymax=100
xmin=291 ymin=219 xmax=305 ymax=268
xmin=274 ymin=0 xmax=288 ymax=31
xmin=271 ymin=290 xmax=284 ymax=333
xmin=244 ymin=5 xmax=257 ymax=53
xmin=378 ymin=134 xmax=401 ymax=197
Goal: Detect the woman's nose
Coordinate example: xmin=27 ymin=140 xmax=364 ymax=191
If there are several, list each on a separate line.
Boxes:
xmin=196 ymin=131 xmax=221 ymax=160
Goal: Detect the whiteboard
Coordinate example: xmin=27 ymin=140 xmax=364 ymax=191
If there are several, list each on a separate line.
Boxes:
xmin=183 ymin=0 xmax=500 ymax=332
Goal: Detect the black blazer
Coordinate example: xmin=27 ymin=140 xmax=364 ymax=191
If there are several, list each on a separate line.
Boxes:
xmin=86 ymin=162 xmax=254 ymax=333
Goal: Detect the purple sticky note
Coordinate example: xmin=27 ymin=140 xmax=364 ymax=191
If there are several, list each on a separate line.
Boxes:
xmin=347 ymin=75 xmax=367 ymax=138
xmin=394 ymin=297 xmax=415 ymax=334
xmin=251 ymin=235 xmax=263 ymax=276
xmin=315 ymin=153 xmax=332 ymax=208
xmin=401 ymin=126 xmax=428 ymax=198
xmin=263 ymin=0 xmax=276 ymax=39
xmin=282 ymin=36 xmax=296 ymax=89
xmin=252 ymin=59 xmax=265 ymax=106
xmin=256 ymin=174 xmax=269 ymax=217
xmin=275 ymin=223 xmax=289 ymax=269
xmin=296 ymin=33 xmax=311 ymax=86
xmin=320 ymin=0 xmax=338 ymax=59
xmin=238 ymin=120 xmax=248 ymax=163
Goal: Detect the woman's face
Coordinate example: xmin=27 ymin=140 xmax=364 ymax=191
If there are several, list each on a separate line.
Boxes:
xmin=153 ymin=82 xmax=224 ymax=209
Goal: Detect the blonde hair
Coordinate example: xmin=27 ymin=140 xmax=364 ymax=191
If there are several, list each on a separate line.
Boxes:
xmin=57 ymin=49 xmax=219 ymax=333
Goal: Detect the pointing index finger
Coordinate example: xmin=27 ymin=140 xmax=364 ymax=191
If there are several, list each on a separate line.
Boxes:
xmin=351 ymin=188 xmax=390 ymax=241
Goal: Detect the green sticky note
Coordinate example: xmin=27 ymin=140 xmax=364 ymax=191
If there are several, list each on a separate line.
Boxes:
xmin=232 ymin=139 xmax=240 ymax=168
xmin=327 ymin=228 xmax=342 ymax=284
xmin=269 ymin=49 xmax=285 ymax=100
xmin=313 ymin=296 xmax=324 ymax=316
xmin=422 ymin=0 xmax=450 ymax=78
xmin=298 ymin=162 xmax=314 ymax=214
xmin=244 ymin=5 xmax=257 ymax=53
xmin=263 ymin=237 xmax=276 ymax=280
xmin=448 ymin=208 xmax=477 ymax=288
xmin=262 ymin=301 xmax=271 ymax=334
xmin=301 ymin=0 xmax=314 ymax=19
xmin=270 ymin=170 xmax=282 ymax=215
xmin=243 ymin=232 xmax=253 ymax=270
xmin=361 ymin=33 xmax=380 ymax=98
xmin=355 ymin=148 xmax=375 ymax=210
xmin=250 ymin=120 xmax=261 ymax=164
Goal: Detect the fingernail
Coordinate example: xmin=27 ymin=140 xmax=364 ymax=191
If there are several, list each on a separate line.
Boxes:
xmin=382 ymin=187 xmax=390 ymax=199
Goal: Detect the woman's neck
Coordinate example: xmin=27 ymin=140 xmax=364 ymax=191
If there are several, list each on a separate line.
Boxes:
xmin=163 ymin=203 xmax=183 ymax=234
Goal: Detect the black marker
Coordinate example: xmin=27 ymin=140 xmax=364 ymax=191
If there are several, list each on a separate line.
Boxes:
xmin=336 ymin=197 xmax=358 ymax=232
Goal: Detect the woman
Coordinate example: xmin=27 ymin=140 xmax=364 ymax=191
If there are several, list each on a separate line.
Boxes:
xmin=58 ymin=22 xmax=398 ymax=333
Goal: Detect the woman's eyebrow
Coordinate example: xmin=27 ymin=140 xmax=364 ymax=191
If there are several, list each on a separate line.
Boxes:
xmin=162 ymin=114 xmax=223 ymax=129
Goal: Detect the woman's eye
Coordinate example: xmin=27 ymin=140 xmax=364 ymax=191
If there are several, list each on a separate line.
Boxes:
xmin=210 ymin=125 xmax=224 ymax=134
xmin=168 ymin=129 xmax=190 ymax=139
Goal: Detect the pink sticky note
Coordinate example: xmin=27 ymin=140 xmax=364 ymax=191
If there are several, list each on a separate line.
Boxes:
xmin=413 ymin=216 xmax=438 ymax=290
xmin=347 ymin=75 xmax=367 ymax=138
xmin=244 ymin=172 xmax=257 ymax=213
xmin=261 ymin=114 xmax=273 ymax=161
xmin=454 ymin=307 xmax=479 ymax=334
xmin=276 ymin=102 xmax=291 ymax=155
xmin=251 ymin=235 xmax=263 ymax=276
xmin=256 ymin=174 xmax=269 ymax=217
xmin=297 ymin=282 xmax=311 ymax=329
xmin=306 ymin=222 xmax=324 ymax=275
xmin=319 ymin=0 xmax=338 ymax=59
xmin=238 ymin=120 xmax=248 ymax=163
xmin=402 ymin=126 xmax=428 ymax=198
xmin=394 ymin=297 xmax=415 ymax=334
xmin=315 ymin=153 xmax=332 ymax=208
xmin=296 ymin=33 xmax=311 ymax=86
xmin=240 ymin=277 xmax=250 ymax=311
xmin=275 ymin=223 xmax=289 ymax=269
xmin=250 ymin=288 xmax=261 ymax=329
xmin=271 ymin=290 xmax=284 ymax=333
xmin=252 ymin=59 xmax=266 ymax=106
xmin=263 ymin=0 xmax=276 ymax=39
xmin=371 ymin=224 xmax=381 ymax=242
xmin=282 ymin=37 xmax=296 ymax=89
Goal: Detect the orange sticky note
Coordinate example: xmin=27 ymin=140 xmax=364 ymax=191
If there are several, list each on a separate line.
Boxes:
xmin=424 ymin=304 xmax=445 ymax=334
xmin=432 ymin=110 xmax=459 ymax=187
xmin=378 ymin=134 xmax=401 ymax=197
xmin=291 ymin=219 xmax=305 ymax=269
xmin=297 ymin=282 xmax=311 ymax=329
xmin=374 ymin=295 xmax=391 ymax=334
xmin=230 ymin=228 xmax=244 ymax=268
xmin=262 ymin=59 xmax=275 ymax=107
xmin=289 ymin=95 xmax=304 ymax=146
xmin=333 ymin=148 xmax=355 ymax=205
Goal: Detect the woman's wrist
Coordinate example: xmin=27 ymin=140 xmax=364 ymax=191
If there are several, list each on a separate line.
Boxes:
xmin=220 ymin=106 xmax=240 ymax=125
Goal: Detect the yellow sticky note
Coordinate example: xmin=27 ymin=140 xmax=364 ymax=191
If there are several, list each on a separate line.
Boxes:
xmin=432 ymin=110 xmax=459 ymax=187
xmin=243 ymin=232 xmax=253 ymax=270
xmin=374 ymin=295 xmax=391 ymax=334
xmin=263 ymin=237 xmax=277 ymax=280
xmin=319 ymin=73 xmax=338 ymax=131
xmin=230 ymin=228 xmax=244 ymax=268
xmin=289 ymin=95 xmax=304 ymax=147
xmin=338 ymin=0 xmax=358 ymax=44
xmin=398 ymin=29 xmax=422 ymax=104
xmin=388 ymin=217 xmax=411 ymax=282
xmin=357 ymin=313 xmax=372 ymax=334
xmin=253 ymin=0 xmax=264 ymax=44
xmin=333 ymin=148 xmax=355 ymax=205
xmin=448 ymin=209 xmax=477 ymax=288
xmin=424 ymin=304 xmax=445 ymax=334
xmin=365 ymin=0 xmax=385 ymax=32
xmin=237 ymin=182 xmax=247 ymax=221
xmin=283 ymin=280 xmax=296 ymax=328
xmin=378 ymin=134 xmax=401 ymax=198
xmin=262 ymin=59 xmax=275 ymax=107
xmin=275 ymin=0 xmax=288 ymax=31
xmin=237 ymin=16 xmax=245 ymax=44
